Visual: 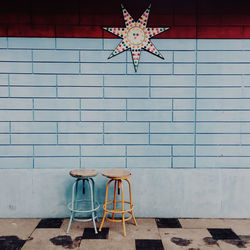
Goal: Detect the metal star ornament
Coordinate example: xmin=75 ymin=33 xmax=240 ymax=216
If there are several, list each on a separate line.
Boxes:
xmin=103 ymin=4 xmax=170 ymax=72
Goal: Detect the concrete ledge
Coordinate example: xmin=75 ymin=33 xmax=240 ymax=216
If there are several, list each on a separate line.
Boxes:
xmin=0 ymin=168 xmax=249 ymax=218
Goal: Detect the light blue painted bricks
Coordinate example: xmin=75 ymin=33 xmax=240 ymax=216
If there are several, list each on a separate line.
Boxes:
xmin=2 ymin=38 xmax=250 ymax=218
xmin=1 ymin=38 xmax=250 ymax=170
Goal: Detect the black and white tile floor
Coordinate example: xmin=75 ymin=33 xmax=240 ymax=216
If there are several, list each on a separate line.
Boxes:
xmin=1 ymin=218 xmax=250 ymax=249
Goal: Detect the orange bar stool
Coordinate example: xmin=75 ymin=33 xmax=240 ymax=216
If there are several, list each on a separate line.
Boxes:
xmin=99 ymin=169 xmax=137 ymax=236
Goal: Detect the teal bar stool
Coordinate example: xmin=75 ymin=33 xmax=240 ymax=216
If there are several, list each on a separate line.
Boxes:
xmin=67 ymin=169 xmax=99 ymax=234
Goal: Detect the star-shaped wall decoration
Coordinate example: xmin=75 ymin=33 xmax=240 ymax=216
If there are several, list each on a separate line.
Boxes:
xmin=103 ymin=4 xmax=170 ymax=72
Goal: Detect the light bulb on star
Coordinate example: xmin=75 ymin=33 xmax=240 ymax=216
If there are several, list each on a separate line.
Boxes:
xmin=103 ymin=4 xmax=170 ymax=72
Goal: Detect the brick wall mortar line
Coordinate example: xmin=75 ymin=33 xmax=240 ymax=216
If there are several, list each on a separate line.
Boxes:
xmin=32 ymin=98 xmax=35 ymax=121
xmin=56 ymin=75 xmax=58 ymax=98
xmin=149 ymin=75 xmax=151 ymax=98
xmin=79 ymin=144 xmax=82 ymax=168
xmin=148 ymin=122 xmax=151 ymax=145
xmin=31 ymin=50 xmax=34 ymax=74
xmin=78 ymin=50 xmax=81 ymax=74
xmin=171 ymin=145 xmax=173 ymax=168
xmin=79 ymin=99 xmax=82 ymax=121
xmin=126 ymin=99 xmax=128 ymax=121
xmin=56 ymin=122 xmax=59 ymax=145
xmin=194 ymin=39 xmax=198 ymax=168
xmin=171 ymin=99 xmax=174 ymax=122
xmin=8 ymin=74 xmax=10 ymax=97
xmin=102 ymin=122 xmax=105 ymax=145
xmin=172 ymin=51 xmax=175 ymax=74
xmin=32 ymin=144 xmax=35 ymax=169
xmin=9 ymin=121 xmax=11 ymax=144
xmin=126 ymin=51 xmax=128 ymax=74
xmin=125 ymin=145 xmax=127 ymax=168
xmin=102 ymin=75 xmax=104 ymax=98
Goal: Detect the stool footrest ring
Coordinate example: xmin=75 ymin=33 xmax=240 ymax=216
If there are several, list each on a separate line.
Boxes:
xmin=73 ymin=216 xmax=98 ymax=223
xmin=105 ymin=214 xmax=133 ymax=223
xmin=103 ymin=200 xmax=134 ymax=214
xmin=68 ymin=199 xmax=100 ymax=213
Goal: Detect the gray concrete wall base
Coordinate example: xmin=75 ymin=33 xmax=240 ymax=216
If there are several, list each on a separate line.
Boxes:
xmin=0 ymin=169 xmax=249 ymax=218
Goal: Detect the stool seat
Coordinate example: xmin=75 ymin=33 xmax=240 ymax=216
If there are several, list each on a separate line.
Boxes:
xmin=70 ymin=169 xmax=98 ymax=178
xmin=102 ymin=168 xmax=131 ymax=179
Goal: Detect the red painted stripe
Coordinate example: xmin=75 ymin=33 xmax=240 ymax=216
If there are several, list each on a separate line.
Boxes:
xmin=0 ymin=13 xmax=30 ymax=24
xmin=1 ymin=0 xmax=250 ymax=38
xmin=197 ymin=26 xmax=243 ymax=39
xmin=8 ymin=25 xmax=55 ymax=37
xmin=32 ymin=12 xmax=79 ymax=25
xmin=157 ymin=26 xmax=196 ymax=39
xmin=4 ymin=24 xmax=250 ymax=39
xmin=56 ymin=25 xmax=102 ymax=38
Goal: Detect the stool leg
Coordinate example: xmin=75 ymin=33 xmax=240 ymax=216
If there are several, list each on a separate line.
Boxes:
xmin=90 ymin=178 xmax=99 ymax=222
xmin=74 ymin=179 xmax=79 ymax=211
xmin=99 ymin=179 xmax=112 ymax=232
xmin=88 ymin=178 xmax=98 ymax=234
xmin=66 ymin=180 xmax=77 ymax=234
xmin=125 ymin=179 xmax=137 ymax=226
xmin=120 ymin=180 xmax=126 ymax=237
xmin=112 ymin=180 xmax=117 ymax=219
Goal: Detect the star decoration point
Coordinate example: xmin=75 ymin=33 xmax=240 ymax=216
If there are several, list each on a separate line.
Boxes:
xmin=103 ymin=4 xmax=170 ymax=72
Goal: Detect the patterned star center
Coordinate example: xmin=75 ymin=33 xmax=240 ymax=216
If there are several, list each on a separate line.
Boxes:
xmin=103 ymin=4 xmax=170 ymax=72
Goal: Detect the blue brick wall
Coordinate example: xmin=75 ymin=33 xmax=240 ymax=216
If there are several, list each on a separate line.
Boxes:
xmin=1 ymin=37 xmax=250 ymax=169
